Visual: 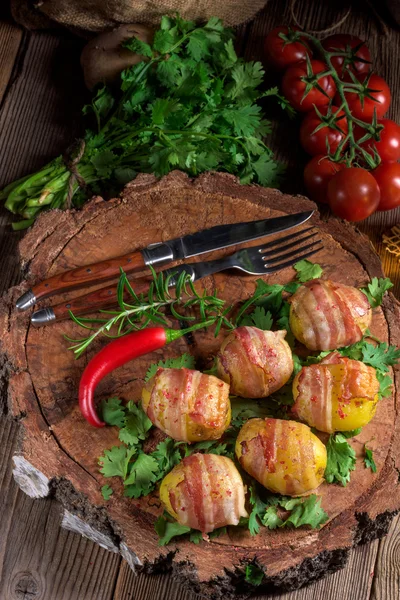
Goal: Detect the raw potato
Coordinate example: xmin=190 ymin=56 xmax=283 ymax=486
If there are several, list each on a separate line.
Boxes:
xmin=160 ymin=453 xmax=248 ymax=533
xmin=81 ymin=24 xmax=154 ymax=90
xmin=141 ymin=368 xmax=231 ymax=442
xmin=292 ymin=352 xmax=379 ymax=433
xmin=216 ymin=326 xmax=293 ymax=398
xmin=289 ymin=279 xmax=372 ymax=351
xmin=235 ymin=418 xmax=327 ymax=496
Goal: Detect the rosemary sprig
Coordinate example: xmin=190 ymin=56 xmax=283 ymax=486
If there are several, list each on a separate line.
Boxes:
xmin=67 ymin=268 xmax=233 ymax=358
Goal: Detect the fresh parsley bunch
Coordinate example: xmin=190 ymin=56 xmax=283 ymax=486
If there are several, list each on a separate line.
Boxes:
xmin=2 ymin=15 xmax=285 ymax=230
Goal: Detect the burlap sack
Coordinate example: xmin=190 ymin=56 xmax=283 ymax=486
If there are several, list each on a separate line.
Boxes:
xmin=11 ymin=0 xmax=268 ymax=32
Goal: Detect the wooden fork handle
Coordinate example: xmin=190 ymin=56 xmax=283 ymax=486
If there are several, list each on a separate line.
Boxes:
xmin=52 ymin=278 xmax=152 ymax=321
xmin=26 ymin=250 xmax=147 ymax=306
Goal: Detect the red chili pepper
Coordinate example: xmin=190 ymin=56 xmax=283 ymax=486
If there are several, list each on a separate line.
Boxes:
xmin=79 ymin=326 xmax=195 ymax=427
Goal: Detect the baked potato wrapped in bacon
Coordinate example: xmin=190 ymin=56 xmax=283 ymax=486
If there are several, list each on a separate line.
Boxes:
xmin=235 ymin=418 xmax=326 ymax=496
xmin=216 ymin=327 xmax=293 ymax=398
xmin=160 ymin=453 xmax=248 ymax=533
xmin=292 ymin=352 xmax=379 ymax=433
xmin=141 ymin=368 xmax=230 ymax=442
xmin=289 ymin=279 xmax=371 ymax=351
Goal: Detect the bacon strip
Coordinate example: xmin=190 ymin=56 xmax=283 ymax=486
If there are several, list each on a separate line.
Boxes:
xmin=237 ymin=418 xmax=325 ymax=496
xmin=217 ymin=326 xmax=293 ymax=398
xmin=293 ymin=354 xmax=379 ymax=432
xmin=168 ymin=454 xmax=248 ymax=533
xmin=290 ymin=279 xmax=372 ymax=350
xmin=143 ymin=368 xmax=230 ymax=441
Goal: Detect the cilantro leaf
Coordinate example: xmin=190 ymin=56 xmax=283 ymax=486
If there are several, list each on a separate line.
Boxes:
xmin=360 ymin=342 xmax=400 ymax=372
xmin=248 ymin=485 xmax=268 ymax=536
xmin=263 ymin=86 xmax=296 ymax=118
xmin=325 ymin=433 xmax=356 ymax=486
xmin=376 ymin=370 xmax=393 ymax=399
xmin=155 ymin=514 xmax=191 ymax=546
xmin=101 ymin=484 xmax=113 ymax=501
xmin=151 ymin=438 xmax=182 ymax=479
xmin=145 ymin=352 xmax=196 ymax=382
xmin=262 ymin=506 xmax=283 ymax=529
xmin=294 ymin=259 xmax=323 ymax=283
xmin=99 ymin=445 xmax=136 ymax=479
xmin=101 ymin=397 xmax=126 ymax=427
xmin=361 ymin=277 xmax=393 ymax=308
xmin=189 ymin=530 xmax=204 ymax=544
xmin=364 ymin=446 xmax=377 ymax=473
xmin=244 ymin=564 xmax=265 ymax=586
xmin=118 ymin=401 xmax=153 ymax=446
xmin=124 ymin=453 xmax=159 ymax=498
xmin=281 ymin=495 xmax=328 ymax=529
xmin=123 ymin=37 xmax=153 ymax=58
xmin=240 ymin=306 xmax=273 ymax=330
xmin=221 ymin=104 xmax=262 ymax=137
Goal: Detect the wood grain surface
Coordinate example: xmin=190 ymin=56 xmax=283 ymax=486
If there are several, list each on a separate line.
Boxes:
xmin=1 ymin=0 xmax=400 ymax=599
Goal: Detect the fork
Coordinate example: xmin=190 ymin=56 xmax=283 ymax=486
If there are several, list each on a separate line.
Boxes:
xmin=30 ymin=227 xmax=322 ymax=326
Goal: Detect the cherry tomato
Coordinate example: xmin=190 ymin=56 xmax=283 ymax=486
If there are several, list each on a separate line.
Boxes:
xmin=342 ymin=74 xmax=391 ymax=119
xmin=355 ymin=119 xmax=400 ymax=163
xmin=264 ymin=26 xmax=311 ymax=70
xmin=372 ymin=162 xmax=400 ymax=211
xmin=304 ymin=155 xmax=345 ymax=203
xmin=321 ymin=34 xmax=371 ymax=77
xmin=282 ymin=60 xmax=336 ymax=112
xmin=300 ymin=106 xmax=348 ymax=156
xmin=327 ymin=168 xmax=380 ymax=221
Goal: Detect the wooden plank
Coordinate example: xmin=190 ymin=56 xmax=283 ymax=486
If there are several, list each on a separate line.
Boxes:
xmin=0 ymin=21 xmax=23 ymax=104
xmin=0 ymin=416 xmax=122 ymax=600
xmin=114 ymin=563 xmax=203 ymax=600
xmin=370 ymin=514 xmax=400 ymax=600
xmin=0 ymin=27 xmax=122 ymax=600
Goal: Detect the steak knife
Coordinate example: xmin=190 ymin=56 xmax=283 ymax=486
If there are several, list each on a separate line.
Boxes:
xmin=16 ymin=210 xmax=313 ymax=311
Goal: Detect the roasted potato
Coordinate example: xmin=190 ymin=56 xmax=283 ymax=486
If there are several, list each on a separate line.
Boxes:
xmin=160 ymin=453 xmax=248 ymax=533
xmin=292 ymin=352 xmax=379 ymax=433
xmin=235 ymin=418 xmax=327 ymax=496
xmin=216 ymin=327 xmax=293 ymax=398
xmin=289 ymin=279 xmax=372 ymax=351
xmin=142 ymin=368 xmax=230 ymax=442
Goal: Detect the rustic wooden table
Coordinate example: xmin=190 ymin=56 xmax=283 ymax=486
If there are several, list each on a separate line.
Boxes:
xmin=1 ymin=1 xmax=400 ymax=599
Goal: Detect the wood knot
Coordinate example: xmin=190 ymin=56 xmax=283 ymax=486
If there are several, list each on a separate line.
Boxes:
xmin=11 ymin=571 xmax=41 ymax=599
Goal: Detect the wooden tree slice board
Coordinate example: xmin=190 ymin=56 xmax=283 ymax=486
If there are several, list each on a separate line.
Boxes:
xmin=1 ymin=171 xmax=400 ymax=598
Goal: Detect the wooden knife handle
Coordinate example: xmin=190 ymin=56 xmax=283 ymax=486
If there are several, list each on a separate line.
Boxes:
xmin=52 ymin=278 xmax=152 ymax=321
xmin=31 ymin=250 xmax=147 ymax=303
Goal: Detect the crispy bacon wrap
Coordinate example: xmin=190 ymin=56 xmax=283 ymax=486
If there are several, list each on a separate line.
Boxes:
xmin=160 ymin=454 xmax=248 ymax=533
xmin=216 ymin=326 xmax=293 ymax=398
xmin=289 ymin=279 xmax=372 ymax=351
xmin=292 ymin=352 xmax=379 ymax=433
xmin=141 ymin=368 xmax=230 ymax=442
xmin=235 ymin=418 xmax=327 ymax=496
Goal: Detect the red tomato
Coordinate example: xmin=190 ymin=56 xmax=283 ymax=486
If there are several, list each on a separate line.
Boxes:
xmin=355 ymin=119 xmax=400 ymax=163
xmin=264 ymin=26 xmax=311 ymax=70
xmin=321 ymin=34 xmax=371 ymax=76
xmin=282 ymin=60 xmax=336 ymax=112
xmin=342 ymin=74 xmax=391 ymax=119
xmin=300 ymin=106 xmax=348 ymax=156
xmin=327 ymin=168 xmax=380 ymax=221
xmin=304 ymin=155 xmax=345 ymax=203
xmin=372 ymin=162 xmax=400 ymax=211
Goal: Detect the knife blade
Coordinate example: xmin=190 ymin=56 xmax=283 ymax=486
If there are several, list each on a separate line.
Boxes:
xmin=16 ymin=210 xmax=313 ymax=311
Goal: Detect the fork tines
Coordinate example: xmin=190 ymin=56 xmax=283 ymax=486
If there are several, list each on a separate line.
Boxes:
xmin=257 ymin=227 xmax=323 ymax=274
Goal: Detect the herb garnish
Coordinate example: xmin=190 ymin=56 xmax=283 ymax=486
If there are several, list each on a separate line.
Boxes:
xmin=2 ymin=15 xmax=285 ymax=229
